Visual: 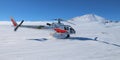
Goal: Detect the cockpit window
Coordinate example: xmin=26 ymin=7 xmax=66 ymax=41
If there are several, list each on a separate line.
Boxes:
xmin=70 ymin=27 xmax=76 ymax=33
xmin=64 ymin=27 xmax=67 ymax=30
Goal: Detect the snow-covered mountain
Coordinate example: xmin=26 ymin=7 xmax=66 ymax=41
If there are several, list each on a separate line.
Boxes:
xmin=66 ymin=14 xmax=120 ymax=28
xmin=70 ymin=14 xmax=108 ymax=24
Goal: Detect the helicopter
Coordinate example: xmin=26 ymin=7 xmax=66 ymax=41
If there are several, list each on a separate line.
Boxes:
xmin=11 ymin=18 xmax=76 ymax=39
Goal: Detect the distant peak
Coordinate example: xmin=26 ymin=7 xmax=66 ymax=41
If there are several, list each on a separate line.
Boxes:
xmin=83 ymin=14 xmax=95 ymax=16
xmin=81 ymin=14 xmax=102 ymax=18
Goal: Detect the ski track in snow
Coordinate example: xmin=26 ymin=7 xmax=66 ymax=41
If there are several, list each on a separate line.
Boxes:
xmin=93 ymin=37 xmax=120 ymax=48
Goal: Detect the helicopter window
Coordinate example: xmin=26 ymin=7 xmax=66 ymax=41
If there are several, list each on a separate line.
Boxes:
xmin=70 ymin=28 xmax=73 ymax=33
xmin=65 ymin=27 xmax=69 ymax=30
xmin=64 ymin=27 xmax=67 ymax=30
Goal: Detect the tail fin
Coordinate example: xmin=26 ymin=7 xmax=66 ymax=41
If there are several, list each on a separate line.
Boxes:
xmin=11 ymin=17 xmax=18 ymax=27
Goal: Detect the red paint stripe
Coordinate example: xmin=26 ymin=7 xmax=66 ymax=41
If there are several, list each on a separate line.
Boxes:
xmin=54 ymin=28 xmax=67 ymax=33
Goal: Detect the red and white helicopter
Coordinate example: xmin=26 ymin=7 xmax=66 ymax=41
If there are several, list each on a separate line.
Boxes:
xmin=11 ymin=18 xmax=76 ymax=39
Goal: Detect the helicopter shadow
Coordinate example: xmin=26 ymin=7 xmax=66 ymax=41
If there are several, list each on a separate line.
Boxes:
xmin=27 ymin=37 xmax=94 ymax=42
xmin=28 ymin=38 xmax=48 ymax=42
xmin=68 ymin=37 xmax=93 ymax=41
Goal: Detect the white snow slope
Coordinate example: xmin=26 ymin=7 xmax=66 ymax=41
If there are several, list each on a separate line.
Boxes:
xmin=0 ymin=14 xmax=120 ymax=60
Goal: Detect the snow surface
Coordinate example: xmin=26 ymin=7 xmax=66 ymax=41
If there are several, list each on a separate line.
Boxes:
xmin=0 ymin=14 xmax=120 ymax=60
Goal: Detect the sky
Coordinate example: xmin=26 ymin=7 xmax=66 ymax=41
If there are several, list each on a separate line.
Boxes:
xmin=0 ymin=0 xmax=120 ymax=21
